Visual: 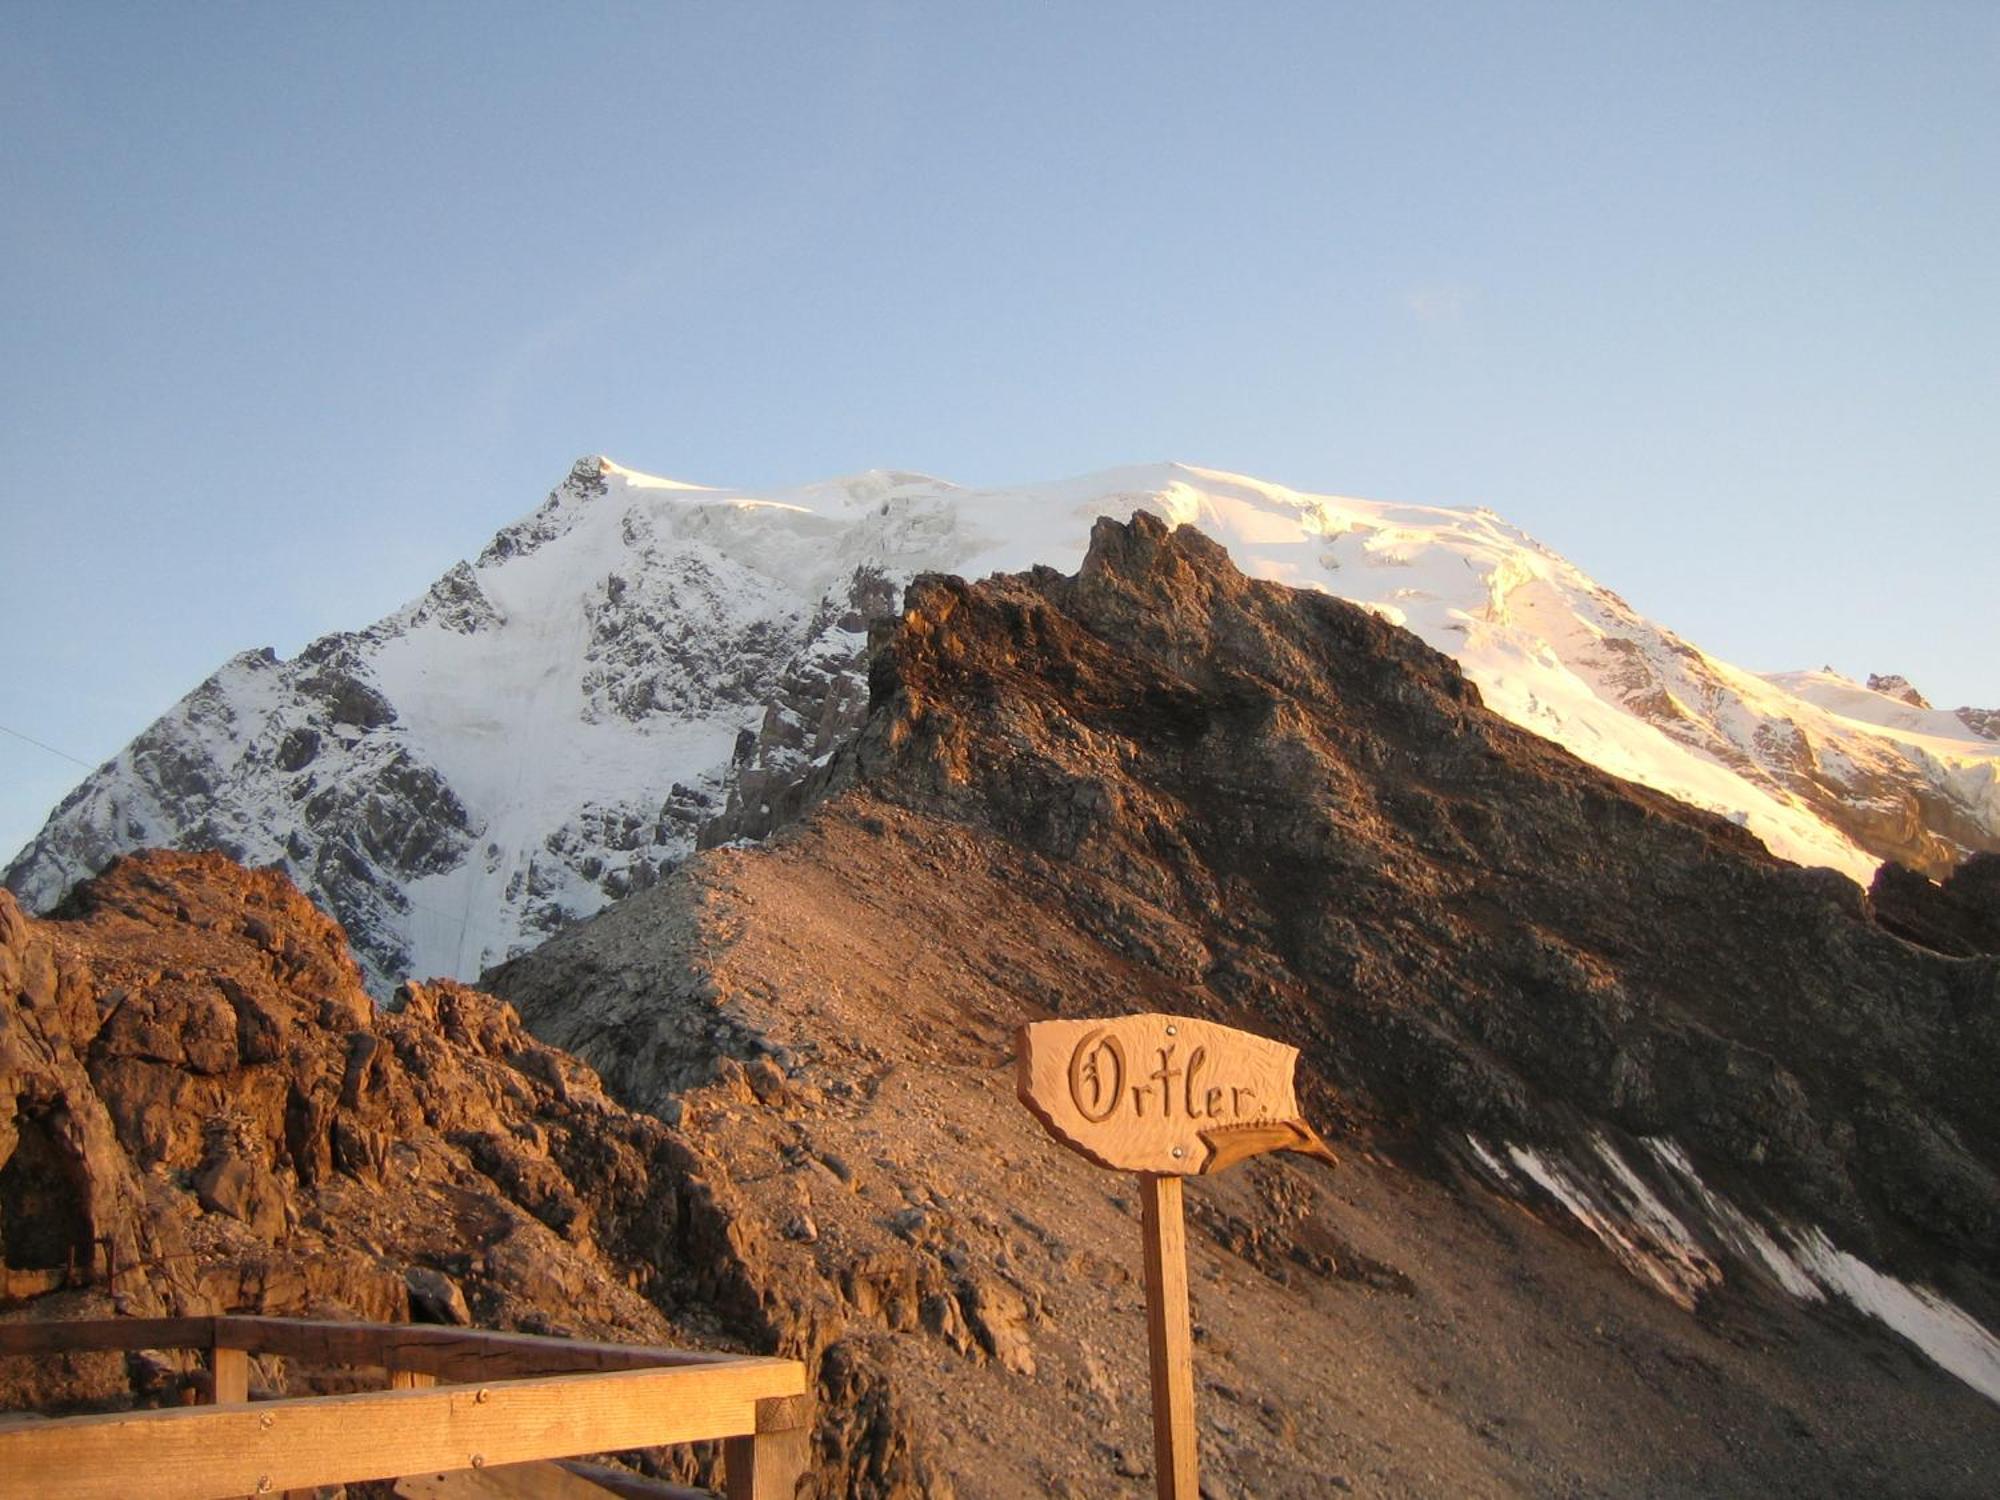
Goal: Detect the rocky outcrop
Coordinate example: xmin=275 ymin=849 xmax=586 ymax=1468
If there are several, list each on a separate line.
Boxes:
xmin=1962 ymin=705 xmax=2000 ymax=743
xmin=1872 ymin=852 xmax=2000 ymax=957
xmin=0 ymin=855 xmax=770 ymax=1452
xmin=1869 ymin=672 xmax=1932 ymax=708
xmin=0 ymin=849 xmax=969 ymax=1495
xmin=708 ymin=567 xmax=899 ymax=848
xmin=491 ymin=516 xmax=2000 ymax=1495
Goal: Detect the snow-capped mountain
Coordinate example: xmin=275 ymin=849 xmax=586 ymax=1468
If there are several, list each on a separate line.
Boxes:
xmin=8 ymin=456 xmax=1997 ymax=991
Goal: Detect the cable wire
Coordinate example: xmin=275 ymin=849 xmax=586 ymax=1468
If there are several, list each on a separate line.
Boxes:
xmin=0 ymin=721 xmax=96 ymax=768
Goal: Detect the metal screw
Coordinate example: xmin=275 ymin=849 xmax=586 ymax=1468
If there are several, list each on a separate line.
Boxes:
xmin=259 ymin=1412 xmax=274 ymax=1430
xmin=255 ymin=1478 xmax=272 ymax=1495
xmin=475 ymin=1388 xmax=490 ymax=1404
xmin=1171 ymin=1147 xmax=1185 ymax=1159
xmin=471 ymin=1455 xmax=486 ymax=1469
xmin=1165 ymin=1024 xmax=1178 ymax=1036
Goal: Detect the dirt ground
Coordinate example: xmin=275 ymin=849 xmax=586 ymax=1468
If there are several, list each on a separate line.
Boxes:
xmin=496 ymin=796 xmax=2000 ymax=1497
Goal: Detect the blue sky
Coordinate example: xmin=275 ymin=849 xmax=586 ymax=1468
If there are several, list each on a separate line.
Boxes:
xmin=3 ymin=2 xmax=1995 ymax=861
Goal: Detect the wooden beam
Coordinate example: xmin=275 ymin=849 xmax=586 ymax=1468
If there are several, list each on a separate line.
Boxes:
xmin=724 ymin=1392 xmax=812 ymax=1500
xmin=0 ymin=1315 xmax=755 ymax=1380
xmin=723 ymin=1432 xmax=808 ymax=1500
xmin=211 ymin=1317 xmax=751 ymax=1380
xmin=754 ymin=1395 xmax=811 ymax=1434
xmin=0 ymin=1359 xmax=806 ymax=1500
xmin=1139 ymin=1172 xmax=1199 ymax=1500
xmin=389 ymin=1368 xmax=439 ymax=1390
xmin=0 ymin=1317 xmax=215 ymax=1357
xmin=208 ymin=1346 xmax=249 ymax=1405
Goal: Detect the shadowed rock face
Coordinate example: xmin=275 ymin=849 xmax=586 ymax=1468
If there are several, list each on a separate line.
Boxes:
xmin=490 ymin=516 xmax=2000 ymax=1495
xmin=1872 ymin=853 xmax=2000 ymax=959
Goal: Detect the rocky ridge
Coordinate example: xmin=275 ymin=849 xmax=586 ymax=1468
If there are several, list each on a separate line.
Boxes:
xmin=487 ymin=516 xmax=2000 ymax=1495
xmin=9 ymin=458 xmax=1997 ymax=994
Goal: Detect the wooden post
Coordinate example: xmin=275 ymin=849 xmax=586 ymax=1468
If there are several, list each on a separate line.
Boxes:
xmin=209 ymin=1345 xmax=249 ymax=1405
xmin=1139 ymin=1173 xmax=1198 ymax=1500
xmin=724 ymin=1394 xmax=811 ymax=1500
xmin=1017 ymin=1015 xmax=1338 ymax=1495
xmin=388 ymin=1367 xmax=438 ymax=1390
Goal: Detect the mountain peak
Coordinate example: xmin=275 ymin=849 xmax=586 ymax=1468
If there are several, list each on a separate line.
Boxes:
xmin=8 ymin=457 xmax=1997 ymax=992
xmin=1868 ymin=672 xmax=1933 ymax=709
xmin=594 ymin=455 xmax=712 ymax=493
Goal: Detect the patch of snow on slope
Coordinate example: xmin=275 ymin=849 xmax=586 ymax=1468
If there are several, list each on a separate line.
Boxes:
xmin=1478 ymin=1137 xmax=1721 ymax=1309
xmin=1788 ymin=1228 xmax=2000 ymax=1405
xmin=1640 ymin=1138 xmax=1822 ymax=1301
xmin=1473 ymin=1132 xmax=2000 ymax=1406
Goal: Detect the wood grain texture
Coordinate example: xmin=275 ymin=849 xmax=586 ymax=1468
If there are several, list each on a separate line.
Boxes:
xmin=725 ymin=1393 xmax=813 ymax=1500
xmin=0 ymin=1359 xmax=805 ymax=1500
xmin=1140 ymin=1173 xmax=1199 ymax=1500
xmin=0 ymin=1317 xmax=215 ymax=1357
xmin=724 ymin=1429 xmax=810 ymax=1500
xmin=1197 ymin=1118 xmax=1338 ymax=1175
xmin=753 ymin=1394 xmax=812 ymax=1434
xmin=208 ymin=1346 xmax=249 ymax=1405
xmin=1018 ymin=1014 xmax=1318 ymax=1174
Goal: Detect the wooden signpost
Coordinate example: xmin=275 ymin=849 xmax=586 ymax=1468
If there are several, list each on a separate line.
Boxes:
xmin=1016 ymin=1014 xmax=1337 ymax=1500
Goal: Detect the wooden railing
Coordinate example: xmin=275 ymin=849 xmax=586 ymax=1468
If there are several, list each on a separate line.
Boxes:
xmin=0 ymin=1315 xmax=809 ymax=1499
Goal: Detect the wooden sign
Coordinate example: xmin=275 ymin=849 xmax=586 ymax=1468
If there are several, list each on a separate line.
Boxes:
xmin=1015 ymin=1014 xmax=1336 ymax=1500
xmin=1016 ymin=1013 xmax=1336 ymax=1176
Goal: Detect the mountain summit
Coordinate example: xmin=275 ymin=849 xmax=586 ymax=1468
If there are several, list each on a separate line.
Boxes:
xmin=8 ymin=457 xmax=1996 ymax=990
